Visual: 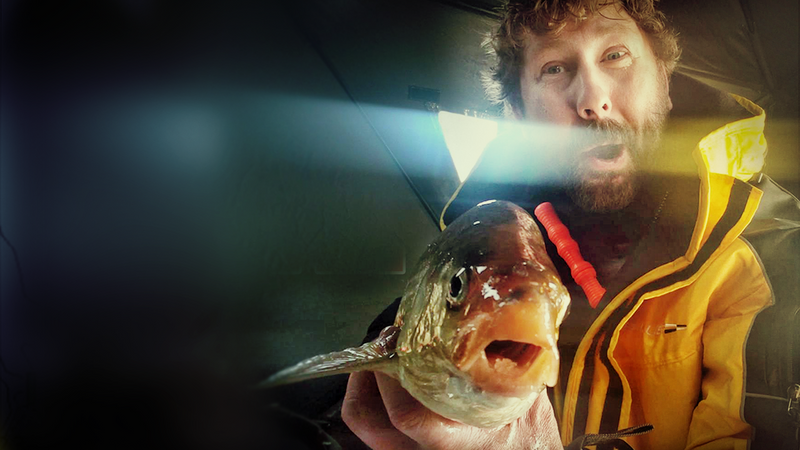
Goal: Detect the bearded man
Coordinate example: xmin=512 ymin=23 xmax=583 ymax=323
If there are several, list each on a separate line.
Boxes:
xmin=342 ymin=1 xmax=799 ymax=449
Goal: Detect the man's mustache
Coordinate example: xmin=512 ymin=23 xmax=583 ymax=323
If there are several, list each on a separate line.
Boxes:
xmin=572 ymin=120 xmax=637 ymax=149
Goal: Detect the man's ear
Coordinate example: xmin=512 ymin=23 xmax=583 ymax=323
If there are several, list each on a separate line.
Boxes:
xmin=666 ymin=85 xmax=674 ymax=111
xmin=508 ymin=99 xmax=525 ymax=120
xmin=662 ymin=67 xmax=674 ymax=111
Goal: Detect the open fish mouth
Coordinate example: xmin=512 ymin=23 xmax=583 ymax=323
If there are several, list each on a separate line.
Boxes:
xmin=461 ymin=335 xmax=557 ymax=397
xmin=484 ymin=340 xmax=543 ymax=371
xmin=452 ymin=299 xmax=561 ymax=397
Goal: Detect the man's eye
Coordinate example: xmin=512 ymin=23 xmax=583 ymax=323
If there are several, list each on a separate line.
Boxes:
xmin=605 ymin=51 xmax=625 ymax=61
xmin=544 ymin=65 xmax=563 ymax=75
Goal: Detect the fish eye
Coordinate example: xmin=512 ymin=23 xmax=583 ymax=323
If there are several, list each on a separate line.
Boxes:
xmin=450 ymin=275 xmax=462 ymax=297
xmin=447 ymin=267 xmax=469 ymax=310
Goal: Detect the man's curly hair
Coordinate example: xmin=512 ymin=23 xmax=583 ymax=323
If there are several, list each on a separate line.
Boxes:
xmin=484 ymin=0 xmax=681 ymax=116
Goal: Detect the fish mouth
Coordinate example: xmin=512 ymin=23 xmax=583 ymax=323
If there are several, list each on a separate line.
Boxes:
xmin=453 ymin=301 xmax=560 ymax=397
xmin=484 ymin=340 xmax=543 ymax=371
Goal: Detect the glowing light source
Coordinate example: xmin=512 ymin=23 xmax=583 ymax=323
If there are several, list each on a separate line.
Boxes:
xmin=438 ymin=111 xmax=498 ymax=182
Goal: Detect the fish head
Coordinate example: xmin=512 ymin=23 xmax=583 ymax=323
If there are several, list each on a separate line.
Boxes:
xmin=395 ymin=200 xmax=570 ymax=426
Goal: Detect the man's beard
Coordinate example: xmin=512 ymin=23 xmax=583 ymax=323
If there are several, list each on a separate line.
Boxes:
xmin=565 ymin=98 xmax=670 ymax=213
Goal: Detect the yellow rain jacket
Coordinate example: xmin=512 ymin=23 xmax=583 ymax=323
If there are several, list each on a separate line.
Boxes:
xmin=439 ymin=93 xmax=799 ymax=449
xmin=556 ymin=95 xmax=767 ymax=449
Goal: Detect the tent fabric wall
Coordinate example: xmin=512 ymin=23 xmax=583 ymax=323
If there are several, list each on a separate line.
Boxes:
xmin=1 ymin=1 xmax=439 ymax=447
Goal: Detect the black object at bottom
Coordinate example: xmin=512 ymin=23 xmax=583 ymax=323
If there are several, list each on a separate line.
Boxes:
xmin=565 ymin=424 xmax=654 ymax=450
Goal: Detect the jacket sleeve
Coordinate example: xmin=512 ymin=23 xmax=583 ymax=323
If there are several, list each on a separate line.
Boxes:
xmin=684 ymin=239 xmax=773 ymax=450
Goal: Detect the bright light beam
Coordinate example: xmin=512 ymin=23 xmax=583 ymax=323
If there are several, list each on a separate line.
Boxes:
xmin=438 ymin=111 xmax=498 ymax=182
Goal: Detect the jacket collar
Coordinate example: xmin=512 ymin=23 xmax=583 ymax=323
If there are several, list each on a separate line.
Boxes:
xmin=688 ymin=94 xmax=765 ymax=261
xmin=695 ymin=94 xmax=767 ymax=182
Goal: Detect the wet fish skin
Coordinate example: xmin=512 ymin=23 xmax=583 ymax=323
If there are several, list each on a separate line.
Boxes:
xmin=262 ymin=200 xmax=570 ymax=428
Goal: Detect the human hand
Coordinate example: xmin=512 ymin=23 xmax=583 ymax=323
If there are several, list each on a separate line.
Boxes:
xmin=341 ymin=371 xmax=563 ymax=450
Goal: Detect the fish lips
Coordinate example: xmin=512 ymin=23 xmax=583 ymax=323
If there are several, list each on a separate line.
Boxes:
xmin=451 ymin=299 xmax=560 ymax=397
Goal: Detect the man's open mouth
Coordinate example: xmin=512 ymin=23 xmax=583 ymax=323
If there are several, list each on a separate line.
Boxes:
xmin=580 ymin=143 xmax=631 ymax=173
xmin=586 ymin=143 xmax=623 ymax=160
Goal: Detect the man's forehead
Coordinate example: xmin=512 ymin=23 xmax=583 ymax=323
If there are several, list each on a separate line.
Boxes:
xmin=524 ymin=6 xmax=642 ymax=53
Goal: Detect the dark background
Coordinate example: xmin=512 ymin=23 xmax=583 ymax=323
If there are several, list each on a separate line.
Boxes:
xmin=1 ymin=0 xmax=797 ymax=448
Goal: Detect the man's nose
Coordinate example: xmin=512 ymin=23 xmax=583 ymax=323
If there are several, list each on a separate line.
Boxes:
xmin=573 ymin=67 xmax=612 ymax=121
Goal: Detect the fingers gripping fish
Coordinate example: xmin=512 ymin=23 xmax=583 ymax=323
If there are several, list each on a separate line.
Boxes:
xmin=261 ymin=200 xmax=570 ymax=428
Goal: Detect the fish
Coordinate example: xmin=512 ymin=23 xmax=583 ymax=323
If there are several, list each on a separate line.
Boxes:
xmin=261 ymin=200 xmax=571 ymax=428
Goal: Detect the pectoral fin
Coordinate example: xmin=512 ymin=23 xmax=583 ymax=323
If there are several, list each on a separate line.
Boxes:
xmin=258 ymin=326 xmax=400 ymax=388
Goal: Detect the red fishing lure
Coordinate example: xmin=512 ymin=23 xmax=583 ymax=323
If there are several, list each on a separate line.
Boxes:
xmin=534 ymin=202 xmax=605 ymax=308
